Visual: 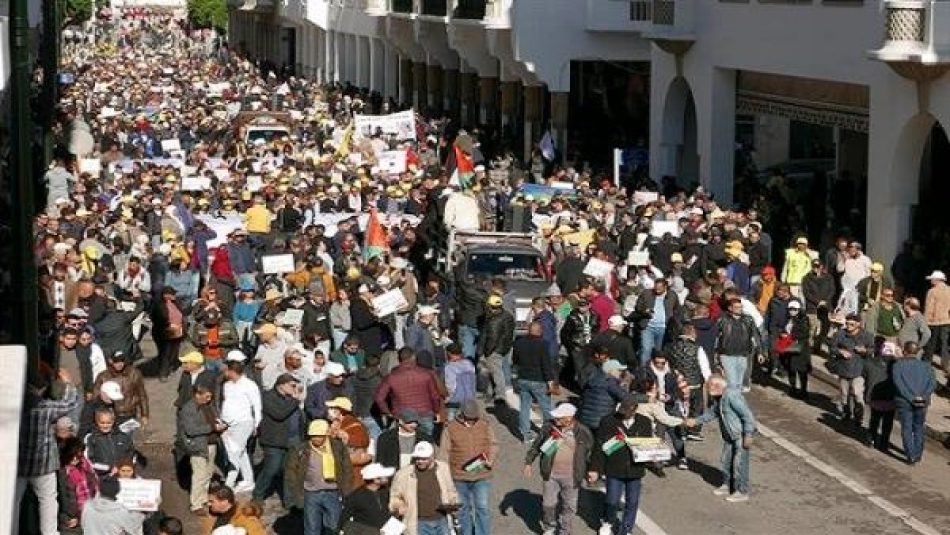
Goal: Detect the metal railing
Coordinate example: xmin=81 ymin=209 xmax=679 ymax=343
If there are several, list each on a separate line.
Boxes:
xmin=653 ymin=0 xmax=674 ymax=25
xmin=630 ymin=0 xmax=652 ymax=21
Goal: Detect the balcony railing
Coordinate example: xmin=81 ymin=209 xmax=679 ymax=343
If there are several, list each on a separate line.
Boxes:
xmin=631 ymin=0 xmax=652 ymax=21
xmin=653 ymin=0 xmax=674 ymax=25
xmin=587 ymin=0 xmax=653 ymax=32
xmin=422 ymin=0 xmax=447 ymax=15
xmin=454 ymin=0 xmax=486 ymax=19
xmin=391 ymin=0 xmax=413 ymax=12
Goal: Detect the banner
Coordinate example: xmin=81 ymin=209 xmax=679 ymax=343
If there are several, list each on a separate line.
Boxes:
xmin=117 ymin=479 xmax=161 ymax=512
xmin=78 ymin=158 xmax=102 ymax=177
xmin=354 ymin=110 xmax=417 ymax=141
xmin=377 ymin=150 xmax=407 ymax=175
xmin=650 ymin=220 xmax=681 ymax=238
xmin=196 ymin=212 xmax=423 ymax=247
xmin=262 ymin=254 xmax=296 ymax=274
xmin=372 ymin=289 xmax=409 ymax=317
xmin=180 ymin=176 xmax=211 ymax=191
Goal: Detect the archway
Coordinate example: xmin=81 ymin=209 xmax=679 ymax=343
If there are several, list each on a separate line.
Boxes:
xmin=660 ymin=77 xmax=698 ymax=188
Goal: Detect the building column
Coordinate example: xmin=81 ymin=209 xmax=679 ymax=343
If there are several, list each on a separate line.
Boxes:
xmin=400 ymin=59 xmax=413 ymax=106
xmin=332 ymin=31 xmax=342 ymax=83
xmin=550 ymin=91 xmax=569 ymax=164
xmin=459 ymin=70 xmax=476 ymax=126
xmin=500 ymin=81 xmax=519 ymax=132
xmin=427 ymin=64 xmax=443 ymax=113
xmin=699 ymin=68 xmax=736 ymax=205
xmin=412 ymin=62 xmax=428 ymax=110
xmin=524 ymin=85 xmax=542 ymax=162
xmin=384 ymin=45 xmax=399 ymax=101
xmin=443 ymin=69 xmax=459 ymax=119
xmin=478 ymin=76 xmax=498 ymax=125
xmin=370 ymin=38 xmax=385 ymax=94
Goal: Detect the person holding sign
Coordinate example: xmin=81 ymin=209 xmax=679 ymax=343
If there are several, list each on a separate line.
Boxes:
xmin=523 ymin=403 xmax=594 ymax=535
xmin=588 ymin=397 xmax=653 ymax=535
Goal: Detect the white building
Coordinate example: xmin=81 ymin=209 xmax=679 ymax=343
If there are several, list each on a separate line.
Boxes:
xmin=229 ymin=0 xmax=950 ymax=265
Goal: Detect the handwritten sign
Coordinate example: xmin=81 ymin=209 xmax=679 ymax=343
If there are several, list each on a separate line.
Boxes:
xmin=160 ymin=139 xmax=181 ymax=152
xmin=281 ymin=309 xmax=305 ymax=327
xmin=262 ymin=254 xmax=296 ymax=274
xmin=78 ymin=158 xmax=102 ymax=177
xmin=246 ymin=175 xmax=264 ymax=192
xmin=626 ymin=250 xmax=651 ymax=266
xmin=372 ymin=289 xmax=409 ymax=318
xmin=632 ymin=191 xmax=659 ymax=205
xmin=649 ymin=220 xmax=681 ymax=238
xmin=117 ymin=478 xmax=161 ymax=512
xmin=583 ymin=258 xmax=615 ymax=279
xmin=377 ymin=150 xmax=407 ymax=175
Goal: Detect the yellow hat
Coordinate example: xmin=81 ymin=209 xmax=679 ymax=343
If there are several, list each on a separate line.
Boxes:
xmin=242 ymin=191 xmax=252 ymax=201
xmin=178 ymin=351 xmax=204 ymax=364
xmin=326 ymin=397 xmax=353 ymax=412
xmin=346 ymin=266 xmax=361 ymax=280
xmin=487 ymin=294 xmax=503 ymax=307
xmin=83 ymin=246 xmax=100 ymax=260
xmin=308 ymin=419 xmax=330 ymax=436
xmin=162 ymin=229 xmax=176 ymax=242
xmin=871 ymin=262 xmax=884 ymax=272
xmin=254 ymin=323 xmax=278 ymax=336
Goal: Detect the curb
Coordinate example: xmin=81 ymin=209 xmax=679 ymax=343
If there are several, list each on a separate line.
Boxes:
xmin=806 ymin=357 xmax=949 ymax=445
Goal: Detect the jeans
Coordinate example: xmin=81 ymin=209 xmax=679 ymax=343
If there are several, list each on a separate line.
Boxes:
xmin=303 ymin=489 xmax=342 ymax=535
xmin=542 ymin=475 xmax=578 ymax=535
xmin=157 ymin=338 xmax=182 ymax=379
xmin=720 ymin=355 xmax=748 ymax=390
xmin=190 ymin=445 xmax=217 ymax=511
xmin=479 ymin=353 xmax=507 ymax=400
xmin=417 ymin=518 xmax=450 ymax=535
xmin=720 ymin=439 xmax=750 ymax=494
xmin=222 ymin=419 xmax=255 ymax=487
xmin=604 ymin=477 xmax=641 ymax=535
xmin=639 ymin=324 xmax=666 ymax=365
xmin=924 ymin=324 xmax=950 ymax=373
xmin=253 ymin=446 xmax=288 ymax=502
xmin=417 ymin=415 xmax=435 ymax=438
xmin=897 ymin=402 xmax=928 ymax=462
xmin=455 ymin=479 xmax=491 ymax=535
xmin=838 ymin=376 xmax=866 ymax=420
xmin=517 ymin=379 xmax=552 ymax=441
xmin=332 ymin=328 xmax=349 ymax=351
xmin=14 ymin=472 xmax=59 ymax=535
xmin=459 ymin=325 xmax=479 ymax=362
xmin=360 ymin=416 xmax=383 ymax=441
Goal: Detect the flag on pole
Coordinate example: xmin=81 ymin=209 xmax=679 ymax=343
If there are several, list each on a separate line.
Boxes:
xmin=447 ymin=144 xmax=475 ymax=189
xmin=540 ymin=428 xmax=563 ymax=457
xmin=363 ymin=208 xmax=388 ymax=261
xmin=335 ymin=123 xmax=354 ymax=159
xmin=540 ymin=129 xmax=556 ymax=161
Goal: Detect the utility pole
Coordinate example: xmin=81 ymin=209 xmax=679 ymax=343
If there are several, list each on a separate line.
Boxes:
xmin=10 ymin=0 xmax=40 ymax=382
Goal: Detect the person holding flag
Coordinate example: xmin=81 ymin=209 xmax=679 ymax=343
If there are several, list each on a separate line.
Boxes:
xmin=523 ymin=403 xmax=594 ymax=535
xmin=363 ymin=207 xmax=389 ymax=261
xmin=589 ymin=397 xmax=653 ymax=535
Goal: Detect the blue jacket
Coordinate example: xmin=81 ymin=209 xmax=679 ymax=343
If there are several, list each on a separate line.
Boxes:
xmin=534 ymin=309 xmax=560 ymax=361
xmin=892 ymin=358 xmax=936 ymax=406
xmin=697 ymin=389 xmax=757 ymax=442
xmin=227 ymin=242 xmax=256 ymax=275
xmin=577 ymin=367 xmax=630 ymax=430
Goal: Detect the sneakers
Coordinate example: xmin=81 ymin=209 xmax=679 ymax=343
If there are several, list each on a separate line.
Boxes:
xmin=598 ymin=521 xmax=614 ymax=535
xmin=677 ymin=458 xmax=689 ymax=470
xmin=686 ymin=432 xmax=704 ymax=442
xmin=712 ymin=485 xmax=730 ymax=496
xmin=542 ymin=529 xmax=556 ymax=535
xmin=726 ymin=492 xmax=749 ymax=502
xmin=233 ymin=481 xmax=255 ymax=494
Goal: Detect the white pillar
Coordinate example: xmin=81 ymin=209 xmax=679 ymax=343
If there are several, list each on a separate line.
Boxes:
xmin=333 ymin=31 xmax=342 ymax=83
xmin=698 ymin=68 xmax=736 ymax=205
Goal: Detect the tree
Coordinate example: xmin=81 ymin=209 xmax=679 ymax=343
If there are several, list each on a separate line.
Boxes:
xmin=187 ymin=0 xmax=228 ymax=30
xmin=62 ymin=0 xmax=93 ymax=27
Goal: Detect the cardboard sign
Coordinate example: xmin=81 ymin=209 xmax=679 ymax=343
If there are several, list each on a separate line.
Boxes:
xmin=78 ymin=158 xmax=102 ymax=177
xmin=117 ymin=478 xmax=161 ymax=512
xmin=180 ymin=176 xmax=211 ymax=191
xmin=160 ymin=138 xmax=181 ymax=152
xmin=377 ymin=150 xmax=407 ymax=175
xmin=213 ymin=169 xmax=232 ymax=182
xmin=583 ymin=258 xmax=615 ymax=279
xmin=262 ymin=254 xmax=296 ymax=274
xmin=627 ymin=250 xmax=651 ymax=266
xmin=649 ymin=220 xmax=681 ymax=238
xmin=372 ymin=289 xmax=409 ymax=317
xmin=281 ymin=309 xmax=305 ymax=327
xmin=632 ymin=191 xmax=659 ymax=205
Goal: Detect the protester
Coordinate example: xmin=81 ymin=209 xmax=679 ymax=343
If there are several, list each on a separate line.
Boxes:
xmin=203 ymin=482 xmax=267 ymax=535
xmin=374 ymin=347 xmax=443 ymax=437
xmin=220 ymin=354 xmax=262 ymax=492
xmin=81 ymin=476 xmax=145 ymax=534
xmin=176 ymin=383 xmax=225 ymax=515
xmin=253 ymin=374 xmax=305 ymax=505
xmin=390 ymin=441 xmax=459 ymax=535
xmin=438 ymin=399 xmax=499 ymax=535
xmin=340 ymin=463 xmax=397 ymax=535
xmin=284 ymin=419 xmax=353 ymax=534
xmin=513 ymin=320 xmax=558 ymax=442
xmin=892 ymin=342 xmax=937 ymax=464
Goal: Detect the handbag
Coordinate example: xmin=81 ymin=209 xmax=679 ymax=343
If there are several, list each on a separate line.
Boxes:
xmin=775 ymin=333 xmax=803 ymax=355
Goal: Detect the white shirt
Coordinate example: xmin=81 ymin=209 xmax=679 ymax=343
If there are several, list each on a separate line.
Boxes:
xmin=221 ymin=376 xmax=262 ymax=427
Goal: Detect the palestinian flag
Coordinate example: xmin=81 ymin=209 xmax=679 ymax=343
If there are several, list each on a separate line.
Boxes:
xmin=602 ymin=430 xmax=628 ymax=456
xmin=463 ymin=453 xmax=490 ymax=473
xmin=363 ymin=208 xmax=388 ymax=261
xmin=540 ymin=428 xmax=563 ymax=457
xmin=446 ymin=136 xmax=475 ymax=189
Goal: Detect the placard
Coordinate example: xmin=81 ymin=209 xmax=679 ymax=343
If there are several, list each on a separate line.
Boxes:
xmin=583 ymin=258 xmax=615 ymax=279
xmin=117 ymin=478 xmax=161 ymax=512
xmin=213 ymin=169 xmax=232 ymax=182
xmin=372 ymin=289 xmax=409 ymax=318
xmin=246 ymin=175 xmax=264 ymax=192
xmin=626 ymin=250 xmax=651 ymax=266
xmin=262 ymin=254 xmax=295 ymax=274
xmin=160 ymin=139 xmax=181 ymax=152
xmin=353 ymin=110 xmax=417 ymax=141
xmin=78 ymin=158 xmax=102 ymax=177
xmin=377 ymin=150 xmax=407 ymax=175
xmin=633 ymin=191 xmax=659 ymax=205
xmin=181 ymin=176 xmax=211 ymax=191
xmin=649 ymin=220 xmax=681 ymax=238
xmin=281 ymin=309 xmax=304 ymax=327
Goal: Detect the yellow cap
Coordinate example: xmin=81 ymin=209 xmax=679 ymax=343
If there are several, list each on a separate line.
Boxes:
xmin=487 ymin=294 xmax=503 ymax=307
xmin=308 ymin=419 xmax=330 ymax=436
xmin=178 ymin=351 xmax=204 ymax=364
xmin=326 ymin=397 xmax=353 ymax=412
xmin=83 ymin=246 xmax=100 ymax=260
xmin=871 ymin=262 xmax=884 ymax=272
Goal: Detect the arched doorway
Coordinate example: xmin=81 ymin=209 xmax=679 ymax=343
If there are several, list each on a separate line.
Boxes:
xmin=660 ymin=77 xmax=698 ymax=188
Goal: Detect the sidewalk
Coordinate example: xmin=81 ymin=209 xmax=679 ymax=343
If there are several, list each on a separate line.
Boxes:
xmin=806 ymin=353 xmax=950 ymax=443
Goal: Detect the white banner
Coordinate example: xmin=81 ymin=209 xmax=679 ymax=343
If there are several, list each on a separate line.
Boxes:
xmin=196 ymin=212 xmax=422 ymax=247
xmin=650 ymin=220 xmax=681 ymax=238
xmin=377 ymin=150 xmax=407 ymax=175
xmin=354 ymin=110 xmax=417 ymax=141
xmin=160 ymin=138 xmax=181 ymax=152
xmin=78 ymin=158 xmax=102 ymax=177
xmin=117 ymin=479 xmax=161 ymax=512
xmin=583 ymin=258 xmax=615 ymax=279
xmin=180 ymin=176 xmax=211 ymax=191
xmin=372 ymin=289 xmax=409 ymax=317
xmin=262 ymin=253 xmax=296 ymax=274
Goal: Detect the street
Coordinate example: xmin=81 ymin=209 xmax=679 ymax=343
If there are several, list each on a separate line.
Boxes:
xmin=137 ymin=339 xmax=950 ymax=534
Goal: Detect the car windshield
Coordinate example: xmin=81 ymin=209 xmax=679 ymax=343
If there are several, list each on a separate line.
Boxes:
xmin=468 ymin=252 xmax=545 ymax=280
xmin=246 ymin=128 xmax=288 ymax=144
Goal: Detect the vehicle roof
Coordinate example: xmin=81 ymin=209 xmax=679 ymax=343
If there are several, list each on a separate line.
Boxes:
xmin=464 ymin=244 xmax=542 ymax=255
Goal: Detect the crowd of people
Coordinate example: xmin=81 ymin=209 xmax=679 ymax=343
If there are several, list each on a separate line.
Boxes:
xmin=14 ymin=7 xmax=949 ymax=535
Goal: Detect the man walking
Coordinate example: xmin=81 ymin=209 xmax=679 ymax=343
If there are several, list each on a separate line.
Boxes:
xmin=285 ymin=419 xmax=353 ymax=534
xmin=892 ymin=345 xmax=936 ymax=465
xmin=390 ymin=441 xmax=459 ymax=535
xmin=524 ymin=403 xmax=593 ymax=535
xmin=715 ymin=298 xmax=762 ymax=392
xmin=513 ymin=320 xmax=558 ymax=442
xmin=923 ymin=270 xmax=950 ymax=388
xmin=220 ymin=353 xmax=262 ymax=492
xmin=438 ymin=399 xmax=499 ymax=535
xmin=254 ymin=373 xmax=305 ymax=506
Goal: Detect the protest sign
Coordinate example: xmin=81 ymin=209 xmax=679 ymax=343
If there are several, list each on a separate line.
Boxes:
xmin=354 ymin=110 xmax=417 ymax=141
xmin=262 ymin=254 xmax=296 ymax=274
xmin=377 ymin=150 xmax=407 ymax=175
xmin=160 ymin=139 xmax=181 ymax=152
xmin=180 ymin=176 xmax=211 ymax=191
xmin=246 ymin=175 xmax=264 ymax=192
xmin=627 ymin=250 xmax=651 ymax=266
xmin=649 ymin=220 xmax=681 ymax=238
xmin=281 ymin=309 xmax=304 ymax=327
xmin=117 ymin=479 xmax=161 ymax=512
xmin=372 ymin=289 xmax=409 ymax=317
xmin=633 ymin=191 xmax=659 ymax=205
xmin=583 ymin=258 xmax=615 ymax=279
xmin=213 ymin=169 xmax=232 ymax=182
xmin=78 ymin=158 xmax=102 ymax=177
xmin=195 ymin=215 xmax=244 ymax=247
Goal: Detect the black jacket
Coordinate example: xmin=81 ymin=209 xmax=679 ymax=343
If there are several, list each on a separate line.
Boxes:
xmin=94 ymin=300 xmax=145 ymax=360
xmin=590 ymin=330 xmax=638 ymax=370
xmin=802 ymin=271 xmax=836 ymax=314
xmin=477 ymin=310 xmax=515 ymax=357
xmin=351 ymin=298 xmax=389 ymax=358
xmin=555 ymin=256 xmax=586 ymax=295
xmin=665 ymin=336 xmax=704 ymax=387
xmin=560 ymin=310 xmax=597 ymax=353
xmin=512 ymin=334 xmax=557 ymax=382
xmin=175 ymin=369 xmax=220 ymax=409
xmin=259 ymin=389 xmax=304 ymax=449
xmin=375 ymin=427 xmax=431 ymax=470
xmin=525 ymin=422 xmax=594 ymax=486
xmin=175 ymin=399 xmax=219 ymax=457
xmin=85 ymin=429 xmax=134 ymax=473
xmin=590 ymin=413 xmax=652 ymax=479
xmin=301 ymin=301 xmax=332 ymax=342
xmin=715 ymin=314 xmax=760 ymax=357
xmin=453 ymin=280 xmax=486 ymax=327
xmin=340 ymin=486 xmax=392 ymax=535
xmin=633 ymin=291 xmax=682 ymax=334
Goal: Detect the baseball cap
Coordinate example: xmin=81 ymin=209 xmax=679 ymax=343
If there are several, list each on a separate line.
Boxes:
xmin=486 ymin=294 xmax=503 ymax=307
xmin=326 ymin=397 xmax=353 ymax=412
xmin=67 ymin=307 xmax=89 ymax=319
xmin=254 ymin=323 xmax=278 ymax=336
xmin=870 ymin=262 xmax=884 ymax=272
xmin=324 ymin=361 xmax=346 ymax=377
xmin=607 ymin=315 xmax=627 ymax=328
xmin=927 ymin=270 xmax=946 ymax=281
xmin=795 ymin=237 xmax=808 ymax=245
xmin=550 ymin=403 xmax=577 ymax=418
xmin=602 ymin=359 xmax=628 ymax=375
xmin=308 ymin=419 xmax=330 ymax=436
xmin=101 ymin=381 xmax=124 ymax=401
xmin=225 ymin=349 xmax=248 ymax=362
xmin=361 ymin=463 xmax=396 ymax=480
xmin=787 ymin=299 xmax=802 ymax=310
xmin=670 ymin=252 xmax=684 ymax=263
xmin=178 ymin=351 xmax=204 ymax=364
xmin=411 ymin=441 xmax=435 ymax=458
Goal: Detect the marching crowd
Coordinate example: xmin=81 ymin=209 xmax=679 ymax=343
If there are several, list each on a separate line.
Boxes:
xmin=15 ymin=7 xmax=949 ymax=535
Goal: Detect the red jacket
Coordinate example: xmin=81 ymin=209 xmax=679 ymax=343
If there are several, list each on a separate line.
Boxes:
xmin=374 ymin=362 xmax=442 ymax=417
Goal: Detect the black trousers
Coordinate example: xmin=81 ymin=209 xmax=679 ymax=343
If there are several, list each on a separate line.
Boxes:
xmin=868 ymin=408 xmax=895 ymax=451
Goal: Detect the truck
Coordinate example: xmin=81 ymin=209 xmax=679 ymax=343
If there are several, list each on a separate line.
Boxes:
xmin=233 ymin=111 xmax=293 ymax=146
xmin=442 ymin=230 xmax=551 ymax=332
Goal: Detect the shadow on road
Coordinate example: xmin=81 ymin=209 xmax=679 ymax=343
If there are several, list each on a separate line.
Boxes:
xmin=498 ymin=489 xmax=542 ymax=533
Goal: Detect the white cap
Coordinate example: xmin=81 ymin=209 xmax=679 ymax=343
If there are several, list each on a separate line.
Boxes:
xmin=550 ymin=403 xmax=577 ymax=418
xmin=324 ymin=361 xmax=346 ymax=377
xmin=390 ymin=257 xmax=408 ymax=270
xmin=787 ymin=300 xmax=802 ymax=309
xmin=417 ymin=305 xmax=439 ymax=317
xmin=361 ymin=463 xmax=396 ymax=480
xmin=226 ymin=349 xmax=247 ymax=362
xmin=101 ymin=381 xmax=124 ymax=401
xmin=411 ymin=441 xmax=435 ymax=458
xmin=357 ymin=284 xmax=370 ymax=294
xmin=927 ymin=270 xmax=947 ymax=281
xmin=608 ymin=315 xmax=628 ymax=328
xmin=689 ymin=207 xmax=704 ymax=215
xmin=376 ymin=275 xmax=391 ymax=287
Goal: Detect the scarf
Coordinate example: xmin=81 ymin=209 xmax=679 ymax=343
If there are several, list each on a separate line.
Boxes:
xmin=312 ymin=441 xmax=337 ymax=482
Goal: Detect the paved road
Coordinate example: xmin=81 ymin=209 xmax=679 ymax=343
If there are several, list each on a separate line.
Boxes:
xmin=135 ymin=340 xmax=950 ymax=534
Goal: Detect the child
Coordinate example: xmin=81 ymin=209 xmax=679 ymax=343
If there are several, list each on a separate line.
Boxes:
xmin=58 ymin=437 xmax=98 ymax=534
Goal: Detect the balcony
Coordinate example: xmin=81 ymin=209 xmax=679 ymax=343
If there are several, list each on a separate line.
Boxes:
xmin=391 ymin=0 xmax=414 ymax=13
xmin=643 ymin=0 xmax=695 ymax=54
xmin=869 ymin=0 xmax=950 ymax=80
xmin=365 ymin=0 xmax=388 ymax=15
xmin=586 ymin=0 xmax=654 ymax=32
xmin=454 ymin=0 xmax=486 ymax=19
xmin=421 ymin=0 xmax=448 ymax=16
